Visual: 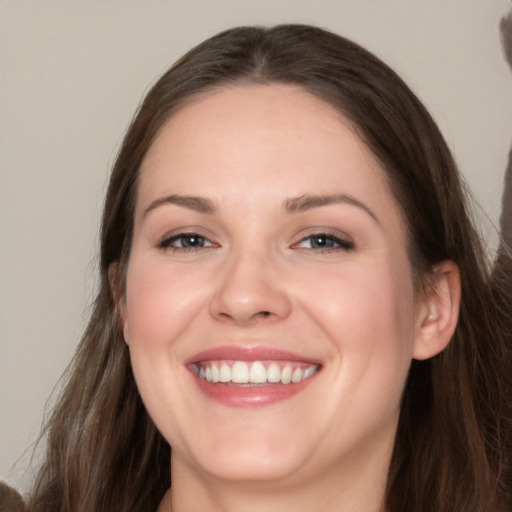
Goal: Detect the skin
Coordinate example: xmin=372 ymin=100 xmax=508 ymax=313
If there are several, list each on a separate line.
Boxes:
xmin=119 ymin=84 xmax=460 ymax=512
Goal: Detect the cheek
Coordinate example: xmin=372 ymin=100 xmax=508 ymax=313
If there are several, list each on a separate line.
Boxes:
xmin=299 ymin=258 xmax=416 ymax=372
xmin=123 ymin=256 xmax=206 ymax=347
xmin=122 ymin=258 xmax=203 ymax=437
xmin=284 ymin=258 xmax=417 ymax=450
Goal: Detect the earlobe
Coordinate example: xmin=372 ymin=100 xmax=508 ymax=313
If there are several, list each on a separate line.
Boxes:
xmin=412 ymin=260 xmax=461 ymax=360
xmin=108 ymin=263 xmax=130 ymax=346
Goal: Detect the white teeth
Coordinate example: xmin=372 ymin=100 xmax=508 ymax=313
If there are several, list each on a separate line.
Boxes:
xmin=219 ymin=363 xmax=231 ymax=383
xmin=267 ymin=362 xmax=281 ymax=383
xmin=303 ymin=365 xmax=316 ymax=379
xmin=291 ymin=367 xmax=302 ymax=383
xmin=231 ymin=361 xmax=249 ymax=383
xmin=211 ymin=364 xmax=220 ymax=383
xmin=280 ymin=366 xmax=292 ymax=384
xmin=196 ymin=360 xmax=319 ymax=385
xmin=249 ymin=361 xmax=267 ymax=384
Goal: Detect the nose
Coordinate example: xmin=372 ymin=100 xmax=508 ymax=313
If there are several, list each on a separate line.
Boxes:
xmin=209 ymin=249 xmax=292 ymax=327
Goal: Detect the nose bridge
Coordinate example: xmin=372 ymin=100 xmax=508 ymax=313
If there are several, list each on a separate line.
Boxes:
xmin=210 ymin=243 xmax=291 ymax=325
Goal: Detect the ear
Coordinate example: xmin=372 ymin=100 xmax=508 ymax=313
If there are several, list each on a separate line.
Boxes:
xmin=412 ymin=260 xmax=461 ymax=360
xmin=108 ymin=263 xmax=130 ymax=345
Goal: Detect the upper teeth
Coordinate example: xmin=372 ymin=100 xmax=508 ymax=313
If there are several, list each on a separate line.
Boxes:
xmin=195 ymin=361 xmax=318 ymax=385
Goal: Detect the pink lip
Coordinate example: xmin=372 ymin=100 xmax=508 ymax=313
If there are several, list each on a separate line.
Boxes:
xmin=186 ymin=345 xmax=321 ymax=408
xmin=186 ymin=345 xmax=321 ymax=365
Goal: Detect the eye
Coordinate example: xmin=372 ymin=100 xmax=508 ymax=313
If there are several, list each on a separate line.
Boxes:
xmin=295 ymin=233 xmax=354 ymax=251
xmin=159 ymin=232 xmax=215 ymax=251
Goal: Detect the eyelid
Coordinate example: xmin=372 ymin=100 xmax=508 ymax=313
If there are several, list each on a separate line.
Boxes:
xmin=157 ymin=230 xmax=219 ymax=251
xmin=292 ymin=230 xmax=355 ymax=251
xmin=154 ymin=226 xmax=354 ymax=253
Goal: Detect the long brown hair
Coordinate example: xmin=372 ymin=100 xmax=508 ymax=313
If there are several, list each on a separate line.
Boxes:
xmin=27 ymin=25 xmax=511 ymax=512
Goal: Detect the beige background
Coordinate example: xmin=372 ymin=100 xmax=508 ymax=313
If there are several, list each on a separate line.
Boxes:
xmin=1 ymin=0 xmax=511 ymax=492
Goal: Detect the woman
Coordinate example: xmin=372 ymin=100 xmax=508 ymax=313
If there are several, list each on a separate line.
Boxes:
xmin=26 ymin=25 xmax=511 ymax=512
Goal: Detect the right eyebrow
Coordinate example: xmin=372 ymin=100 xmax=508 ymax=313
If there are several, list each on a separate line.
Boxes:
xmin=142 ymin=194 xmax=216 ymax=217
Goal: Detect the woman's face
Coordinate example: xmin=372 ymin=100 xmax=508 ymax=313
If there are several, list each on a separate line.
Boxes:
xmin=122 ymin=84 xmax=426 ymax=485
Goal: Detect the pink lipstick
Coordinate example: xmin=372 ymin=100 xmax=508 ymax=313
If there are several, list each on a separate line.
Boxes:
xmin=186 ymin=346 xmax=321 ymax=407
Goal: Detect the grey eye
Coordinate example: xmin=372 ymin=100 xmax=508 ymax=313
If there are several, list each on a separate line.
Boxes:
xmin=160 ymin=233 xmax=213 ymax=249
xmin=297 ymin=233 xmax=354 ymax=251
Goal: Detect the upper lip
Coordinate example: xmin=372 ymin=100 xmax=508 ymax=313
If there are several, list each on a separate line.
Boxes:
xmin=186 ymin=345 xmax=322 ymax=365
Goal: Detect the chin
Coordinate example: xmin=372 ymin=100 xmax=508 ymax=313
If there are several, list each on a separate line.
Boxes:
xmin=177 ymin=425 xmax=312 ymax=484
xmin=195 ymin=451 xmax=304 ymax=484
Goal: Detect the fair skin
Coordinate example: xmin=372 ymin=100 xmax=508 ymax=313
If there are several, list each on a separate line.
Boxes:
xmin=119 ymin=84 xmax=460 ymax=512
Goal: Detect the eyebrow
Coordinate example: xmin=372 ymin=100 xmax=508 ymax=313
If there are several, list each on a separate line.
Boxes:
xmin=143 ymin=194 xmax=216 ymax=217
xmin=143 ymin=192 xmax=379 ymax=224
xmin=283 ymin=194 xmax=380 ymax=224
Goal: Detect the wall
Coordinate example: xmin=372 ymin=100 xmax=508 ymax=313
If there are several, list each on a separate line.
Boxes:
xmin=1 ymin=0 xmax=511 ymax=492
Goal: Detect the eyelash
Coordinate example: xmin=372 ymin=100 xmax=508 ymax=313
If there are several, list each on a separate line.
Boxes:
xmin=158 ymin=232 xmax=354 ymax=253
xmin=158 ymin=232 xmax=215 ymax=251
xmin=294 ymin=233 xmax=354 ymax=252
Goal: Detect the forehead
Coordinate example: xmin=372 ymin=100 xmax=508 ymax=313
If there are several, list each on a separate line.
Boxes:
xmin=137 ymin=83 xmax=397 ymax=218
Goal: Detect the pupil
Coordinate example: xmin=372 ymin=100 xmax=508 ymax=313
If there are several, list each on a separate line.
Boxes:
xmin=184 ymin=235 xmax=201 ymax=247
xmin=312 ymin=235 xmax=333 ymax=248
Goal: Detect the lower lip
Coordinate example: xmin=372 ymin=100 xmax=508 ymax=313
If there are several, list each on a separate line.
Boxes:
xmin=191 ymin=374 xmax=317 ymax=408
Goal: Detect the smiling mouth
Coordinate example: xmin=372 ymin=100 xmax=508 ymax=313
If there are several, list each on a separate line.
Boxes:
xmin=190 ymin=360 xmax=319 ymax=385
xmin=186 ymin=346 xmax=322 ymax=407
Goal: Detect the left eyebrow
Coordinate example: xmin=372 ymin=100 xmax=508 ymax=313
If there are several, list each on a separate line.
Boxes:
xmin=283 ymin=194 xmax=380 ymax=225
